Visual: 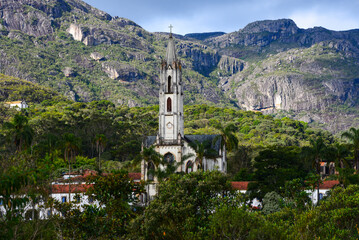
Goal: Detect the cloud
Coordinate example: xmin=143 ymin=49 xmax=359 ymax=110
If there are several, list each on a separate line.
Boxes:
xmin=83 ymin=0 xmax=359 ymax=34
xmin=290 ymin=7 xmax=359 ymax=31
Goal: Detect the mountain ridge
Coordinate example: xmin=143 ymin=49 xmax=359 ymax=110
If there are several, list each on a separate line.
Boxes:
xmin=0 ymin=0 xmax=359 ymax=132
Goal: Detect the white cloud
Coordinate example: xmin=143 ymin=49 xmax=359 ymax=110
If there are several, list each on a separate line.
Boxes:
xmin=290 ymin=8 xmax=359 ymax=31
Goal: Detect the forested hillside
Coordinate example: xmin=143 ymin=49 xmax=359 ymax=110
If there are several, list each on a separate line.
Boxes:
xmin=0 ymin=1 xmax=358 ymax=132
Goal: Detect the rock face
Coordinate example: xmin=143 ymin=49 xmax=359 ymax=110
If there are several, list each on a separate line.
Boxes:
xmin=177 ymin=42 xmax=220 ymax=75
xmin=221 ymin=45 xmax=359 ymax=132
xmin=90 ymin=52 xmax=104 ymax=61
xmin=102 ymin=62 xmax=143 ymax=81
xmin=206 ymin=19 xmax=359 ymax=59
xmin=1 ymin=0 xmax=359 ymax=132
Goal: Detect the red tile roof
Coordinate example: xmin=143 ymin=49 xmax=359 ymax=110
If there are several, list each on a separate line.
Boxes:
xmin=51 ymin=184 xmax=94 ymax=194
xmin=128 ymin=172 xmax=141 ymax=181
xmin=231 ymin=180 xmax=340 ymax=191
xmin=231 ymin=181 xmax=250 ymax=190
xmin=318 ymin=180 xmax=339 ymax=189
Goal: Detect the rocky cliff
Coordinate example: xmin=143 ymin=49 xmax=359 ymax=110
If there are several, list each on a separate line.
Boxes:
xmin=1 ymin=0 xmax=359 ymax=132
xmin=0 ymin=0 xmax=230 ymax=107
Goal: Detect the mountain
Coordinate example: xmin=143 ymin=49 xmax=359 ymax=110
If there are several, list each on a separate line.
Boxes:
xmin=0 ymin=1 xmax=358 ymax=132
xmin=206 ymin=19 xmax=359 ymax=132
xmin=0 ymin=0 xmax=230 ymax=107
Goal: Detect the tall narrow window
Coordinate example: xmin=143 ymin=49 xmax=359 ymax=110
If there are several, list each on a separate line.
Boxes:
xmin=186 ymin=161 xmax=193 ymax=173
xmin=167 ymin=97 xmax=172 ymax=112
xmin=168 ymin=76 xmax=172 ymax=93
xmin=148 ymin=162 xmax=154 ymax=181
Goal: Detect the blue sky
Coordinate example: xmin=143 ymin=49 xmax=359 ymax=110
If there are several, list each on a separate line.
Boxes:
xmin=83 ymin=0 xmax=359 ymax=35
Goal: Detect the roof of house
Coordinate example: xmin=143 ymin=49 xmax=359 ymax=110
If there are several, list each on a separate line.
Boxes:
xmin=318 ymin=180 xmax=339 ymax=189
xmin=231 ymin=180 xmax=340 ymax=191
xmin=51 ymin=183 xmax=94 ymax=194
xmin=128 ymin=172 xmax=141 ymax=181
xmin=5 ymin=101 xmax=23 ymax=104
xmin=144 ymin=134 xmax=222 ymax=153
xmin=231 ymin=181 xmax=250 ymax=190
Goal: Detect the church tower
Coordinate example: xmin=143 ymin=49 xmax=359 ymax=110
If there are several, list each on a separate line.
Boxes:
xmin=158 ymin=31 xmax=184 ymax=144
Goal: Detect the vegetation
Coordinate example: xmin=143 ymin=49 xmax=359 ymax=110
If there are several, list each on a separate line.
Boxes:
xmin=1 ymin=96 xmax=359 ymax=239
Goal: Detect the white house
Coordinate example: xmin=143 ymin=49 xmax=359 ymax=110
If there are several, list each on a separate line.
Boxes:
xmin=231 ymin=180 xmax=340 ymax=207
xmin=0 ymin=170 xmax=142 ymax=219
xmin=5 ymin=100 xmax=28 ymax=110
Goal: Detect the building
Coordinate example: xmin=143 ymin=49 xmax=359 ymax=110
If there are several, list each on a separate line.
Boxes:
xmin=141 ymin=31 xmax=226 ymax=201
xmin=5 ymin=100 xmax=28 ymax=110
xmin=231 ymin=180 xmax=340 ymax=206
xmin=0 ymin=170 xmax=142 ymax=219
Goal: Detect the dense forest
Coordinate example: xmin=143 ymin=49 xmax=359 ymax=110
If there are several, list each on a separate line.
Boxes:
xmin=1 ymin=78 xmax=359 ymax=239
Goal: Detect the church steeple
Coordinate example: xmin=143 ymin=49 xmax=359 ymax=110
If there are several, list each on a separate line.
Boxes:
xmin=158 ymin=28 xmax=184 ymax=144
xmin=166 ymin=34 xmax=176 ymax=64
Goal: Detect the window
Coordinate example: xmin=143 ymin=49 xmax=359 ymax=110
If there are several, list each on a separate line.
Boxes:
xmin=147 ymin=162 xmax=155 ymax=181
xmin=167 ymin=97 xmax=172 ymax=112
xmin=0 ymin=199 xmax=3 ymax=206
xmin=47 ymin=210 xmax=52 ymax=217
xmin=164 ymin=153 xmax=175 ymax=164
xmin=319 ymin=193 xmax=323 ymax=200
xmin=74 ymin=195 xmax=80 ymax=204
xmin=88 ymin=196 xmax=94 ymax=203
xmin=167 ymin=76 xmax=172 ymax=93
xmin=186 ymin=161 xmax=193 ymax=173
xmin=62 ymin=196 xmax=67 ymax=203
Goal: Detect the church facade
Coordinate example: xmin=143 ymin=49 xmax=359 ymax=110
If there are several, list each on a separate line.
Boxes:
xmin=141 ymin=32 xmax=226 ymax=200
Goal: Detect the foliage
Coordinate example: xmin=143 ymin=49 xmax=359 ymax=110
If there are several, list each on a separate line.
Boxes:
xmin=262 ymin=191 xmax=283 ymax=215
xmin=128 ymin=171 xmax=238 ymax=239
xmin=248 ymin=146 xmax=309 ymax=200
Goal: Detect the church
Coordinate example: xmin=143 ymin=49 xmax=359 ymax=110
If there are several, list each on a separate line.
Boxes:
xmin=141 ymin=30 xmax=227 ymax=200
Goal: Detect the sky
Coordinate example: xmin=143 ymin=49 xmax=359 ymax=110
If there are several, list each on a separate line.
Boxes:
xmin=82 ymin=0 xmax=359 ymax=35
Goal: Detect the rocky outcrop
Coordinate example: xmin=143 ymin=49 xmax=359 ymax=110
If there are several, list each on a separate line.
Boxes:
xmin=218 ymin=56 xmax=246 ymax=75
xmin=177 ymin=42 xmax=220 ymax=75
xmin=102 ymin=61 xmax=143 ymax=81
xmin=90 ymin=52 xmax=105 ymax=61
xmin=206 ymin=19 xmax=359 ymax=58
xmin=67 ymin=24 xmax=84 ymax=41
xmin=220 ymin=44 xmax=359 ymax=131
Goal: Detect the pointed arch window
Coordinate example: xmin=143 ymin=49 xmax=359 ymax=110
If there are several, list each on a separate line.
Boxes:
xmin=164 ymin=153 xmax=175 ymax=164
xmin=147 ymin=162 xmax=154 ymax=181
xmin=186 ymin=161 xmax=193 ymax=173
xmin=167 ymin=76 xmax=172 ymax=93
xmin=167 ymin=97 xmax=172 ymax=112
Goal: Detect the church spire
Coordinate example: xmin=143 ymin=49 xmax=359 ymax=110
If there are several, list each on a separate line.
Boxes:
xmin=166 ymin=25 xmax=176 ymax=64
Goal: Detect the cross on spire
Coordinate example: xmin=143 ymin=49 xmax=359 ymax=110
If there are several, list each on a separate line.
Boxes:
xmin=169 ymin=24 xmax=173 ymax=34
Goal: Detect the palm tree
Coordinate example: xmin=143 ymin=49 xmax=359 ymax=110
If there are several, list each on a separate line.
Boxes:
xmin=331 ymin=143 xmax=350 ymax=169
xmin=213 ymin=123 xmax=238 ymax=152
xmin=94 ymin=134 xmax=107 ymax=170
xmin=341 ymin=127 xmax=359 ymax=171
xmin=62 ymin=133 xmax=81 ymax=201
xmin=154 ymin=153 xmax=194 ymax=182
xmin=3 ymin=114 xmax=34 ymax=152
xmin=302 ymin=137 xmax=327 ymax=203
xmin=189 ymin=140 xmax=218 ymax=170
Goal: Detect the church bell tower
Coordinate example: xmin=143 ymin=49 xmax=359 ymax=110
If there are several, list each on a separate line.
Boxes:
xmin=158 ymin=29 xmax=184 ymax=144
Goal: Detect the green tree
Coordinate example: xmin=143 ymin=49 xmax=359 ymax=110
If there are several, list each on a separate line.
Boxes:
xmin=94 ymin=134 xmax=107 ymax=170
xmin=341 ymin=127 xmax=359 ymax=171
xmin=290 ymin=185 xmax=359 ymax=239
xmin=62 ymin=133 xmax=81 ymax=201
xmin=213 ymin=123 xmax=238 ymax=152
xmin=85 ymin=170 xmax=144 ymax=237
xmin=3 ymin=114 xmax=34 ymax=152
xmin=248 ymin=146 xmax=307 ymax=200
xmin=129 ymin=171 xmax=237 ymax=239
xmin=301 ymin=137 xmax=328 ymax=202
xmin=189 ymin=139 xmax=218 ymax=170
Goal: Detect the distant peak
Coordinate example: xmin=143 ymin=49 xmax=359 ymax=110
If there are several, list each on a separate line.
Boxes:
xmin=241 ymin=19 xmax=299 ymax=34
